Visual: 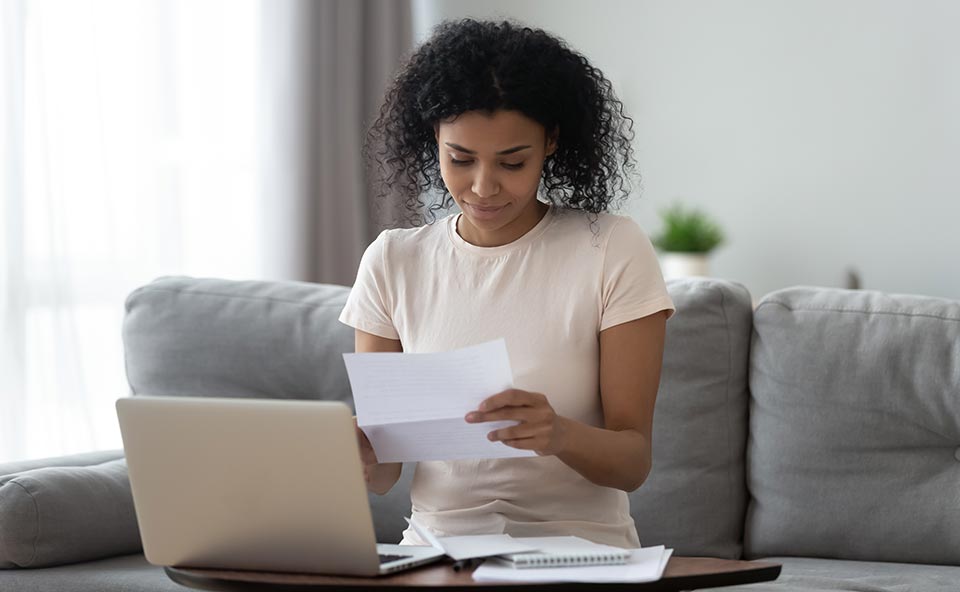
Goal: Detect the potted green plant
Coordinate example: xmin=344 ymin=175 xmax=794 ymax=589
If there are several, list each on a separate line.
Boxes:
xmin=651 ymin=203 xmax=725 ymax=278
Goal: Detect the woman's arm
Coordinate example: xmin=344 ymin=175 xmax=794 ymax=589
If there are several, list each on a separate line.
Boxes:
xmin=354 ymin=328 xmax=404 ymax=495
xmin=557 ymin=310 xmax=666 ymax=490
xmin=466 ymin=310 xmax=668 ymax=492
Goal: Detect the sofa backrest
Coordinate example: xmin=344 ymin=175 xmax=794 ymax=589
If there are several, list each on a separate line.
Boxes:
xmin=123 ymin=276 xmax=355 ymax=404
xmin=745 ymin=286 xmax=960 ymax=565
xmin=122 ymin=275 xmax=756 ymax=552
xmin=629 ymin=278 xmax=753 ymax=559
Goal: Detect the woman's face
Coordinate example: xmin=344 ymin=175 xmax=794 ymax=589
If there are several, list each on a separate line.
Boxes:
xmin=435 ymin=109 xmax=557 ymax=247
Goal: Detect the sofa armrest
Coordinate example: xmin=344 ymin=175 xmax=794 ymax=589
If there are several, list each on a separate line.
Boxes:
xmin=0 ymin=449 xmax=124 ymax=476
xmin=0 ymin=450 xmax=141 ymax=569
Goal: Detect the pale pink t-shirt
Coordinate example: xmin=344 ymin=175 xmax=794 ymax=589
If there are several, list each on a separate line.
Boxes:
xmin=338 ymin=202 xmax=675 ymax=549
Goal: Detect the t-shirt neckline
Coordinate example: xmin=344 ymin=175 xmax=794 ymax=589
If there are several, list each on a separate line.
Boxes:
xmin=447 ymin=202 xmax=557 ymax=256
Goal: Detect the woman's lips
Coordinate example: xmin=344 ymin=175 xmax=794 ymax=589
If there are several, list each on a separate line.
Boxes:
xmin=465 ymin=203 xmax=507 ymax=219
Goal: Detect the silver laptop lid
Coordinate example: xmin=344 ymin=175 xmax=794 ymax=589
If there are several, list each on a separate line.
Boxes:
xmin=116 ymin=396 xmax=382 ymax=575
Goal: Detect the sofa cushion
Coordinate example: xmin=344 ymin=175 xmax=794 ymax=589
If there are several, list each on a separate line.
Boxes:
xmin=123 ymin=276 xmax=355 ymax=403
xmin=745 ymin=287 xmax=960 ymax=565
xmin=712 ymin=556 xmax=960 ymax=592
xmin=0 ymin=457 xmax=141 ymax=568
xmin=628 ymin=277 xmax=753 ymax=559
xmin=0 ymin=553 xmax=182 ymax=592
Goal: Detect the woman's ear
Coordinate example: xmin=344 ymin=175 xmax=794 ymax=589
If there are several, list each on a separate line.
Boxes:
xmin=433 ymin=123 xmax=440 ymax=143
xmin=545 ymin=127 xmax=559 ymax=156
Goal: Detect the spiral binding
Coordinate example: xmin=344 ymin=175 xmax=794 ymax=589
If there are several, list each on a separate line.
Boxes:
xmin=511 ymin=551 xmax=629 ymax=568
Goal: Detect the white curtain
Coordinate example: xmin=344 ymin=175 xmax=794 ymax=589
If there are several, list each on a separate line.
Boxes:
xmin=0 ymin=0 xmax=414 ymax=463
xmin=0 ymin=0 xmax=262 ymax=462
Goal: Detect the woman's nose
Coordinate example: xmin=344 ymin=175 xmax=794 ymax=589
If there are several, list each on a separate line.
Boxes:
xmin=471 ymin=166 xmax=500 ymax=198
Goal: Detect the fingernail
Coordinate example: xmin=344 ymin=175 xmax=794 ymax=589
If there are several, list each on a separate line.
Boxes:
xmin=466 ymin=413 xmax=477 ymax=422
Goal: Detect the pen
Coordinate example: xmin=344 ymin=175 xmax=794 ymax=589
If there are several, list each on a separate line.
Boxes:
xmin=452 ymin=557 xmax=484 ymax=572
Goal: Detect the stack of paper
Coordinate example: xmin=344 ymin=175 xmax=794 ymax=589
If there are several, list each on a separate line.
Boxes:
xmin=404 ymin=517 xmax=538 ymax=560
xmin=406 ymin=516 xmax=673 ymax=583
xmin=472 ymin=546 xmax=673 ymax=583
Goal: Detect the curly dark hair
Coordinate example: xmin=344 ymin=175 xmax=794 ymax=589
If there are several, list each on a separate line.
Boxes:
xmin=364 ymin=18 xmax=638 ymax=228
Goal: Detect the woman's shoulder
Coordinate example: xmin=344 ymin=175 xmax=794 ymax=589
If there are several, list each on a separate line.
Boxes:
xmin=550 ymin=206 xmax=648 ymax=245
xmin=375 ymin=214 xmax=454 ymax=256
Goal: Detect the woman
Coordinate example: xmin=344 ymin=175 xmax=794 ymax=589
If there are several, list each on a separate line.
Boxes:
xmin=338 ymin=18 xmax=675 ymax=549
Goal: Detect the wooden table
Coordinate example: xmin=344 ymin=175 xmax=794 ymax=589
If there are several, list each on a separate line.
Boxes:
xmin=165 ymin=556 xmax=781 ymax=591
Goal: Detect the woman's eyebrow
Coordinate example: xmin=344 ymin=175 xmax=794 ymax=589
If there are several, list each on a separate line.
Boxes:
xmin=444 ymin=142 xmax=532 ymax=155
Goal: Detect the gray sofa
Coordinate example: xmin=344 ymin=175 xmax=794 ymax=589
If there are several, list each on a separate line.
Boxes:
xmin=1 ymin=275 xmax=958 ymax=591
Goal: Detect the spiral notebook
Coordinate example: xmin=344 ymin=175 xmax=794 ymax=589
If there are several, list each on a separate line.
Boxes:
xmin=501 ymin=536 xmax=631 ymax=568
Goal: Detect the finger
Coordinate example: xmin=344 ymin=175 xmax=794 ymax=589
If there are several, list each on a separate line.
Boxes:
xmin=499 ymin=436 xmax=539 ymax=450
xmin=487 ymin=423 xmax=537 ymax=442
xmin=490 ymin=420 xmax=555 ymax=441
xmin=355 ymin=428 xmax=378 ymax=464
xmin=356 ymin=427 xmax=372 ymax=447
xmin=361 ymin=445 xmax=379 ymax=465
xmin=478 ymin=389 xmax=540 ymax=412
xmin=466 ymin=407 xmax=536 ymax=424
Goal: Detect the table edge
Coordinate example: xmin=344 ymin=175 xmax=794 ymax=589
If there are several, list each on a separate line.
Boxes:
xmin=165 ymin=558 xmax=782 ymax=592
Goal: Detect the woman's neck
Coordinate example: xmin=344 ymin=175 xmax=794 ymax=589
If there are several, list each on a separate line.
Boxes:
xmin=457 ymin=200 xmax=549 ymax=247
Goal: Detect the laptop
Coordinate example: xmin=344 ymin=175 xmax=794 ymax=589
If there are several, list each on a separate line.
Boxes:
xmin=116 ymin=395 xmax=444 ymax=576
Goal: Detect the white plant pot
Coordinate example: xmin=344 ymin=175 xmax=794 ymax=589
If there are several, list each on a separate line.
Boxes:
xmin=660 ymin=252 xmax=710 ymax=279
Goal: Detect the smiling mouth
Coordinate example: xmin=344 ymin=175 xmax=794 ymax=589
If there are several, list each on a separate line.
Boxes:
xmin=467 ymin=203 xmax=506 ymax=212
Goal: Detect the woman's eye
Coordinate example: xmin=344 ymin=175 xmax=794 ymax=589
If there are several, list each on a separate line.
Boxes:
xmin=448 ymin=158 xmax=524 ymax=170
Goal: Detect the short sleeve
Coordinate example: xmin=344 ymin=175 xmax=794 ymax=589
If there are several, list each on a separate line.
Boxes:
xmin=599 ymin=217 xmax=676 ymax=332
xmin=338 ymin=230 xmax=400 ymax=340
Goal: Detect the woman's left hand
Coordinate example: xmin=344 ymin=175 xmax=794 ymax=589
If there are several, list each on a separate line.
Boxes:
xmin=465 ymin=388 xmax=569 ymax=456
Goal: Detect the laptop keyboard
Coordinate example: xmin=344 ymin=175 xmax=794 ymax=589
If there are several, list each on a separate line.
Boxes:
xmin=379 ymin=553 xmax=413 ymax=564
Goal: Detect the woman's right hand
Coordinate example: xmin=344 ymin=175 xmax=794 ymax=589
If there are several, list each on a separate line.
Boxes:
xmin=354 ymin=417 xmax=379 ymax=485
xmin=353 ymin=416 xmax=402 ymax=494
xmin=351 ymin=330 xmax=404 ymax=494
